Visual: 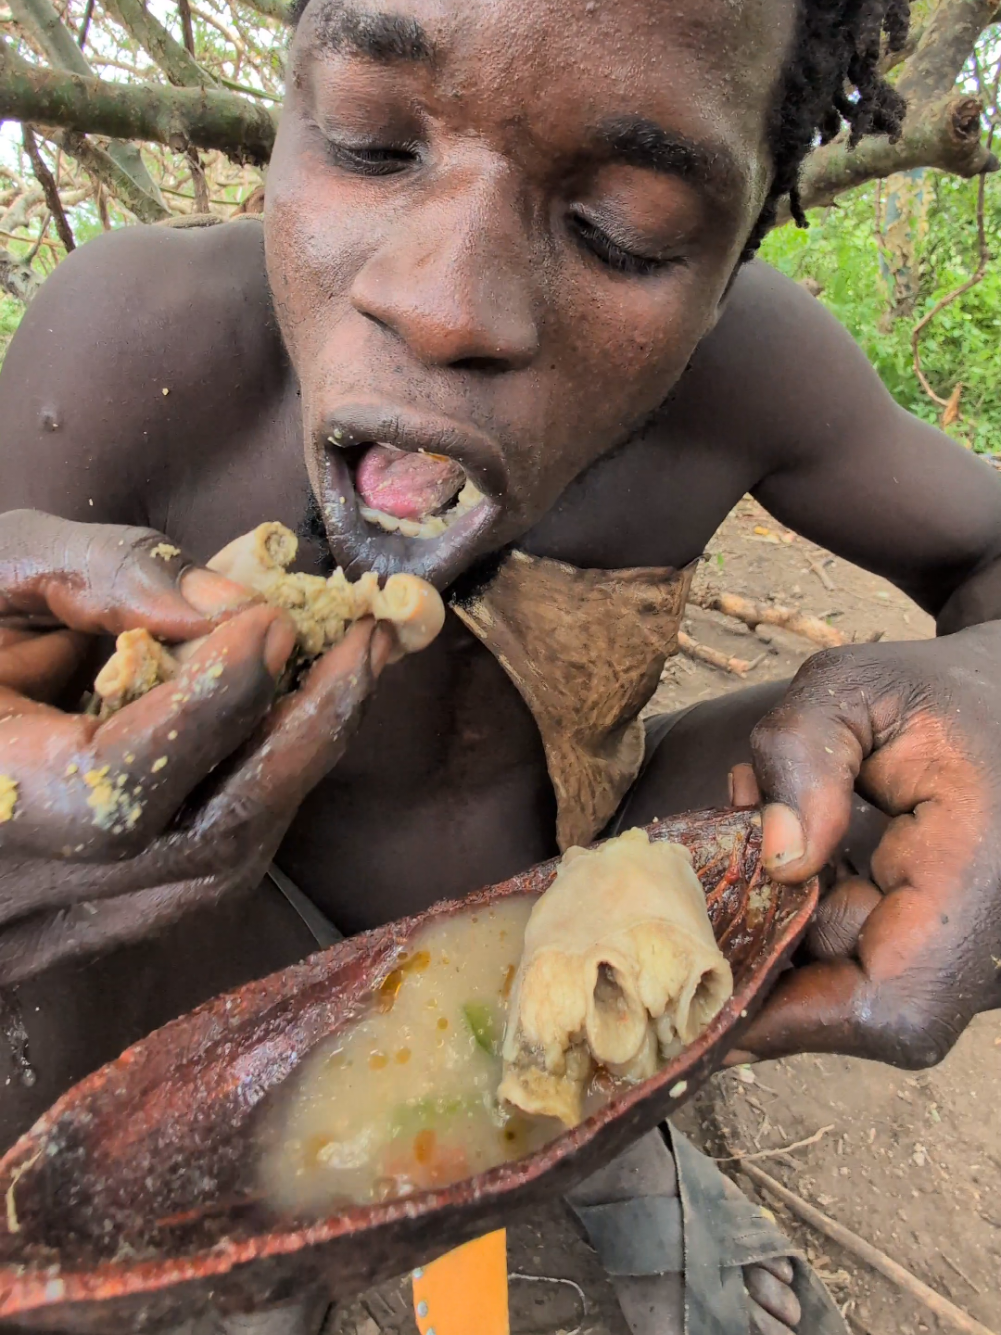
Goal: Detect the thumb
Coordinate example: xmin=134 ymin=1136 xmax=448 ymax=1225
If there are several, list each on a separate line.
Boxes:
xmin=751 ymin=665 xmax=878 ymax=882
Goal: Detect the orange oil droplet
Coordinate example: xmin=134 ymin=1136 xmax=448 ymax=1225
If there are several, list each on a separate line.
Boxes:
xmin=437 ymin=1016 xmax=449 ymax=1030
xmin=403 ymin=950 xmax=430 ymax=974
xmin=376 ymin=969 xmax=403 ymax=1013
xmin=501 ymin=964 xmax=516 ymax=999
xmin=368 ymin=1051 xmax=388 ymax=1071
xmin=395 ymin=1047 xmax=411 ymax=1064
xmin=413 ymin=1129 xmax=437 ymax=1165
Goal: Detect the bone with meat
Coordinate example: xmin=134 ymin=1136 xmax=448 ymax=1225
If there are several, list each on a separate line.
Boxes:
xmin=498 ymin=828 xmax=733 ymax=1127
xmin=93 ymin=522 xmax=445 ymax=715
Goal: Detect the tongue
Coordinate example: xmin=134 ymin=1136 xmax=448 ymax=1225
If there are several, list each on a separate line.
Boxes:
xmin=355 ymin=443 xmax=467 ymax=521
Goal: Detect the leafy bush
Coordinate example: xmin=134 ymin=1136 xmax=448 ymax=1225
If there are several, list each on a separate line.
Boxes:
xmin=760 ymin=171 xmax=1001 ymax=453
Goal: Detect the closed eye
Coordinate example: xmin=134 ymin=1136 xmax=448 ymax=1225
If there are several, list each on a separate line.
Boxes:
xmin=326 ymin=140 xmax=420 ymax=176
xmin=569 ymin=213 xmax=674 ymax=277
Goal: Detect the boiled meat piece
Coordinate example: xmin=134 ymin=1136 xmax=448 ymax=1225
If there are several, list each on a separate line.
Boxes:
xmin=499 ymin=828 xmax=732 ymax=1127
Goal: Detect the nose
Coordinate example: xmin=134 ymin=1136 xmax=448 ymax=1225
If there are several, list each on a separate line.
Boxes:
xmin=349 ymin=162 xmax=541 ymax=373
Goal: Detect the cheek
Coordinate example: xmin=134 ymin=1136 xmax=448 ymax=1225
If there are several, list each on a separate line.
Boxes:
xmin=552 ymin=264 xmax=720 ymax=429
xmin=265 ymin=133 xmax=368 ymax=361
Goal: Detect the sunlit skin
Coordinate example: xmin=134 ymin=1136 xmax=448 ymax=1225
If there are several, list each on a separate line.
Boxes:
xmin=1 ymin=0 xmax=1001 ymax=1197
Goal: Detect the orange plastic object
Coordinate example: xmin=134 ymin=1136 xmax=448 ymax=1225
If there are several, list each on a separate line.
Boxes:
xmin=412 ymin=1230 xmax=509 ymax=1335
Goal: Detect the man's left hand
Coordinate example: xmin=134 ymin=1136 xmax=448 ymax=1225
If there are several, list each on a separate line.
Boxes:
xmin=734 ymin=623 xmax=1001 ymax=1067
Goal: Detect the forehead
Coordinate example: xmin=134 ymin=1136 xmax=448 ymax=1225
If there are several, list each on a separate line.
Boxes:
xmin=298 ymin=0 xmax=797 ymax=173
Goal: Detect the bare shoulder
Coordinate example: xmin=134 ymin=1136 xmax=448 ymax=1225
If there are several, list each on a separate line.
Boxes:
xmin=0 ymin=219 xmax=286 ymax=527
xmin=665 ymin=258 xmax=897 ymax=475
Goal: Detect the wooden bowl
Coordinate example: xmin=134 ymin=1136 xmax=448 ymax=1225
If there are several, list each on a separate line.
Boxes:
xmin=0 ymin=808 xmax=816 ymax=1332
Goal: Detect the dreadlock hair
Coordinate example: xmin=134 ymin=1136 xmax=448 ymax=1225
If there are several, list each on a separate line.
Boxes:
xmin=744 ymin=0 xmax=910 ymax=258
xmin=287 ymin=0 xmax=910 ymax=264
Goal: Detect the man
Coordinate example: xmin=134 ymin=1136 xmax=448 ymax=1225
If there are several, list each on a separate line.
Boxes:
xmin=1 ymin=0 xmax=1000 ymax=1329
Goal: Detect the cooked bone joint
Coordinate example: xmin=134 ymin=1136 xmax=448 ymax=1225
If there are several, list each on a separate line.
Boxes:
xmin=94 ymin=523 xmax=445 ymax=713
xmin=93 ymin=628 xmax=180 ymax=713
xmin=498 ymin=828 xmax=733 ymax=1126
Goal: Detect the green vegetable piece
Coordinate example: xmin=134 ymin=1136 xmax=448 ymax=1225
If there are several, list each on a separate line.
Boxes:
xmin=463 ymin=1001 xmax=500 ymax=1055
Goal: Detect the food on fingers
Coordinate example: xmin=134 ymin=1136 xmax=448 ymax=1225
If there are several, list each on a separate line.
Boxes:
xmin=92 ymin=523 xmax=445 ymax=715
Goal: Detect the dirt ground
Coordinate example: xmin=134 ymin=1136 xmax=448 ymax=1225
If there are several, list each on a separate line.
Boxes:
xmin=666 ymin=496 xmax=1000 ymax=1334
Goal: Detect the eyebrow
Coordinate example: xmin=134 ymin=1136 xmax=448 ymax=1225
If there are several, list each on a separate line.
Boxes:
xmin=596 ymin=115 xmax=740 ymax=198
xmin=312 ymin=1 xmax=435 ymax=63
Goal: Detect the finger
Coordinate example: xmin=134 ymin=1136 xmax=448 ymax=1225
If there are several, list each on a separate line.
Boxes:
xmin=750 ymin=656 xmax=883 ymax=882
xmin=0 ymin=510 xmax=255 ymax=641
xmin=0 ymin=607 xmax=296 ymax=860
xmin=728 ymin=762 xmax=761 ymax=808
xmin=0 ymin=874 xmax=236 ymax=986
xmin=744 ymin=1265 xmax=801 ymax=1329
xmin=0 ymin=628 xmax=88 ymax=701
xmin=205 ymin=619 xmax=390 ymax=818
xmin=806 ymin=877 xmax=883 ymax=960
xmin=736 ymin=957 xmax=866 ymax=1061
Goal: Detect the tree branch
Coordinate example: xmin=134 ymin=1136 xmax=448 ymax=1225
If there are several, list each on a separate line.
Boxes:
xmin=104 ymin=0 xmax=215 ymax=88
xmin=41 ymin=127 xmax=169 ymax=222
xmin=233 ymin=0 xmax=291 ymax=23
xmin=783 ymin=94 xmax=998 ymax=219
xmin=895 ymin=0 xmax=1000 ymax=103
xmin=21 ymin=123 xmax=74 ymax=250
xmin=0 ymin=40 xmax=277 ymax=163
xmin=7 ymin=0 xmax=164 ymax=212
xmin=0 ymin=248 xmax=42 ymax=303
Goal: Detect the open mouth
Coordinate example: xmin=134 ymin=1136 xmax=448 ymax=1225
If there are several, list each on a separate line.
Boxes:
xmin=343 ymin=440 xmax=487 ymax=541
xmin=314 ymin=407 xmax=508 ymax=587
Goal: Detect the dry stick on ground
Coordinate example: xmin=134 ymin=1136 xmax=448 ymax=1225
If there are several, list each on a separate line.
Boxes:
xmin=715 ymin=1124 xmax=835 ymax=1164
xmin=911 ymin=129 xmax=994 ymax=410
xmin=740 ymin=1162 xmax=999 ymax=1335
xmin=808 ymin=558 xmax=836 ymax=592
xmin=20 ymin=124 xmax=73 ymax=250
xmin=677 ymin=631 xmax=761 ymax=676
xmin=691 ymin=589 xmax=846 ymax=649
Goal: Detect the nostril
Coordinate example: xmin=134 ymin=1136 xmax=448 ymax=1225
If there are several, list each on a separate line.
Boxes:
xmin=449 ymin=356 xmax=510 ymax=374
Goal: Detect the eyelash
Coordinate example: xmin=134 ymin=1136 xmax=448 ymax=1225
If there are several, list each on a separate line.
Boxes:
xmin=323 ymin=144 xmax=675 ymax=278
xmin=569 ymin=215 xmax=669 ymax=277
xmin=326 ymin=140 xmax=419 ymax=176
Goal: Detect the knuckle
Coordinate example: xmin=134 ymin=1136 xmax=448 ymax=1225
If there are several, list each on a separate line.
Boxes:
xmin=854 ymin=985 xmax=959 ymax=1069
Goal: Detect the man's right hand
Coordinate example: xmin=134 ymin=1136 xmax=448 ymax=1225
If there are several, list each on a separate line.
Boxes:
xmin=0 ymin=510 xmax=390 ymax=986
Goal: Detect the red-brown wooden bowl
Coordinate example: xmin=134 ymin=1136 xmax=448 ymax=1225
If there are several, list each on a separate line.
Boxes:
xmin=0 ymin=808 xmax=816 ymax=1332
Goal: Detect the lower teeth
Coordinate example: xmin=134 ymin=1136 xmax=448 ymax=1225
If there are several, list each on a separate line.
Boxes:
xmin=360 ymin=479 xmax=484 ymax=539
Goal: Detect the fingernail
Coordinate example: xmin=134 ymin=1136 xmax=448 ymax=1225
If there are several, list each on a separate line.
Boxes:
xmin=181 ymin=567 xmax=256 ymax=618
xmin=264 ymin=616 xmax=297 ymax=679
xmin=762 ymin=802 xmax=805 ymax=868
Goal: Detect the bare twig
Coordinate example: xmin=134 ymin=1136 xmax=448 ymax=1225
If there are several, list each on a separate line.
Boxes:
xmin=21 ymin=124 xmax=74 ymax=251
xmin=23 ymin=209 xmax=50 ymax=261
xmin=912 ymin=129 xmax=994 ymax=407
xmin=808 ymin=559 xmax=836 ymax=592
xmin=942 ymin=1253 xmax=983 ymax=1297
xmin=691 ymin=589 xmax=846 ymax=649
xmin=677 ymin=631 xmax=754 ymax=676
xmin=740 ymin=1162 xmax=999 ymax=1335
xmin=76 ymin=0 xmax=94 ymax=47
xmin=716 ymin=1124 xmax=835 ymax=1164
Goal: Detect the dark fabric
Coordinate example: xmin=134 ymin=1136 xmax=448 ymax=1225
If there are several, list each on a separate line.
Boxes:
xmin=573 ymin=1196 xmax=685 ymax=1275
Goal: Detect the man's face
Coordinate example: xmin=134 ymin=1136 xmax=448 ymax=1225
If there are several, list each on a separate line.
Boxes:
xmin=266 ymin=0 xmax=796 ymax=586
